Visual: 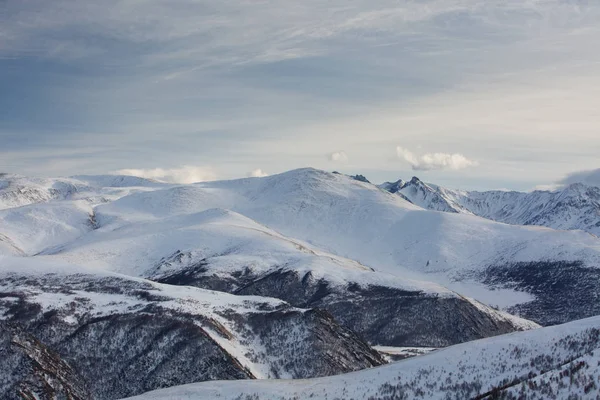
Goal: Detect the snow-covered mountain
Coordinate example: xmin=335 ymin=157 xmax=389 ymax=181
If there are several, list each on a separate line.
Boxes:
xmin=72 ymin=168 xmax=600 ymax=324
xmin=2 ymin=168 xmax=600 ymax=399
xmin=124 ymin=315 xmax=600 ymax=400
xmin=3 ymin=169 xmax=600 ymax=326
xmin=380 ymin=176 xmax=600 ymax=236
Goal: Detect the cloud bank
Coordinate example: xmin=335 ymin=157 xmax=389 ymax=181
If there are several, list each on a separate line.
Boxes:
xmin=114 ymin=166 xmax=217 ymax=184
xmin=396 ymin=147 xmax=478 ymax=171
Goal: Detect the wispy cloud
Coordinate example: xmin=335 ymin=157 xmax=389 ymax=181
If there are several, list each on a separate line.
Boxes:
xmin=114 ymin=166 xmax=217 ymax=184
xmin=396 ymin=147 xmax=478 ymax=171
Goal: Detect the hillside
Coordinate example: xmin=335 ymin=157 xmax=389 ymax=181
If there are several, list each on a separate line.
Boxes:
xmin=0 ymin=256 xmax=384 ymax=399
xmin=124 ymin=316 xmax=600 ymax=400
xmin=40 ymin=207 xmax=535 ymax=347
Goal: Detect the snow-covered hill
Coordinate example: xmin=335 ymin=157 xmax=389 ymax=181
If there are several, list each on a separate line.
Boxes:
xmin=41 ymin=207 xmax=535 ymax=347
xmin=124 ymin=316 xmax=600 ymax=400
xmin=0 ymin=256 xmax=384 ymax=399
xmin=381 ymin=176 xmax=600 ymax=236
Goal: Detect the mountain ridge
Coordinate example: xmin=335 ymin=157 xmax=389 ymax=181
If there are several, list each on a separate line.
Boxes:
xmin=380 ymin=175 xmax=600 ymax=236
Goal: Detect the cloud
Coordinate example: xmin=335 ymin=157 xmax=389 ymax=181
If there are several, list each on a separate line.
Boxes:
xmin=558 ymin=169 xmax=600 ymax=187
xmin=328 ymin=151 xmax=348 ymax=162
xmin=533 ymin=168 xmax=600 ymax=191
xmin=533 ymin=184 xmax=562 ymax=191
xmin=248 ymin=168 xmax=269 ymax=178
xmin=114 ymin=165 xmax=217 ymax=184
xmin=396 ymin=146 xmax=478 ymax=171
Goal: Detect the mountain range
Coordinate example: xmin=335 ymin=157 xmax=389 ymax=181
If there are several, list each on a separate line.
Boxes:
xmin=1 ymin=168 xmax=599 ymax=399
xmin=380 ymin=176 xmax=600 ymax=237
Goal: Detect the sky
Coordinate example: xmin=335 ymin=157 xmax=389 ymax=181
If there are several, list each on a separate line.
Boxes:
xmin=1 ymin=0 xmax=599 ymax=190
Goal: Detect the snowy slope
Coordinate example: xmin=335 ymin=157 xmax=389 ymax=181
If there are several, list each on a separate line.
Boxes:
xmin=0 ymin=200 xmax=95 ymax=255
xmin=43 ymin=207 xmax=445 ymax=292
xmin=383 ymin=176 xmax=600 ymax=236
xmin=71 ymin=174 xmax=164 ymax=188
xmin=0 ymin=256 xmax=383 ymax=399
xmin=42 ymin=207 xmax=536 ymax=347
xmin=124 ymin=316 xmax=600 ymax=400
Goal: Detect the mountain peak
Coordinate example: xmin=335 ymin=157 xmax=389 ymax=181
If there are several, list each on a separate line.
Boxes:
xmin=409 ymin=176 xmax=423 ymax=185
xmin=378 ymin=178 xmax=406 ymax=194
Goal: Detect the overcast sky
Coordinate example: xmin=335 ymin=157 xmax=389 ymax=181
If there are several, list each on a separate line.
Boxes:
xmin=1 ymin=0 xmax=599 ymax=190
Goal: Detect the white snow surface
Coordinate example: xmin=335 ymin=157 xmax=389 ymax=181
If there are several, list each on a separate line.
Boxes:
xmin=44 ymin=207 xmax=453 ymax=296
xmin=123 ymin=316 xmax=600 ymax=400
xmin=0 ymin=200 xmax=94 ymax=255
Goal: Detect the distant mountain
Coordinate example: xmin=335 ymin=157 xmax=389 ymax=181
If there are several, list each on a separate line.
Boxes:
xmin=0 ymin=173 xmax=168 ymax=211
xmin=379 ymin=178 xmax=406 ymax=194
xmin=0 ymin=174 xmax=79 ymax=210
xmin=124 ymin=316 xmax=600 ymax=400
xmin=380 ymin=176 xmax=600 ymax=236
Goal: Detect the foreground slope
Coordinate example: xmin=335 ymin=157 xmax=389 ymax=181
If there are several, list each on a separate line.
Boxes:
xmin=0 ymin=256 xmax=383 ymax=399
xmin=93 ymin=168 xmax=600 ymax=324
xmin=44 ymin=207 xmax=536 ymax=347
xmin=125 ymin=316 xmax=600 ymax=400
